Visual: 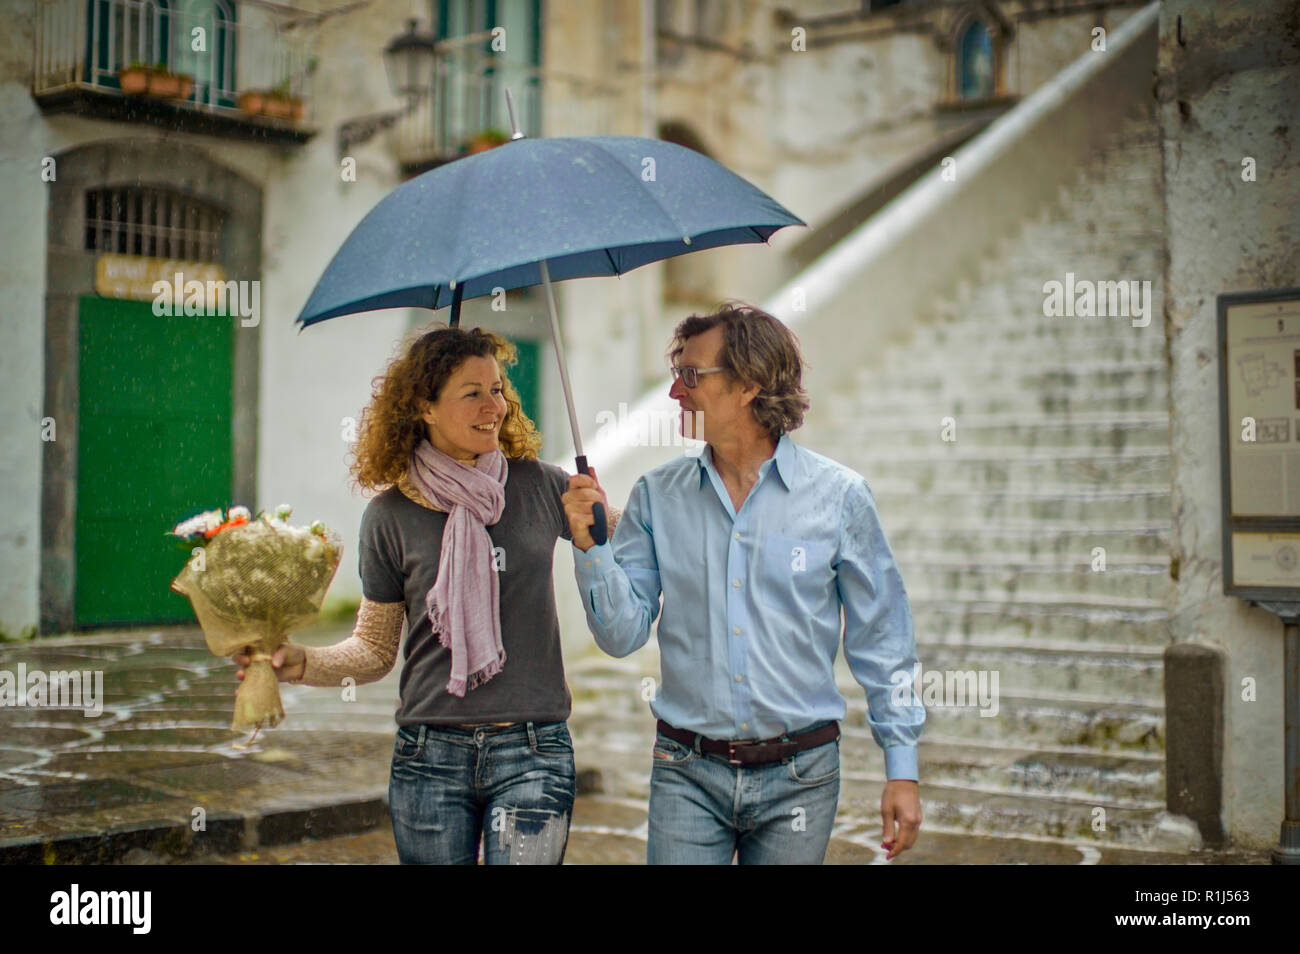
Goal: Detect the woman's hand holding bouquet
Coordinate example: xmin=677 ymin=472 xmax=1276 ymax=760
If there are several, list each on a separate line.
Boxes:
xmin=170 ymin=504 xmax=342 ymax=742
xmin=231 ymin=643 xmax=307 ymax=685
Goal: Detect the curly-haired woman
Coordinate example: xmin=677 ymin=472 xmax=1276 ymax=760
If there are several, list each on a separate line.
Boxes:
xmin=234 ymin=324 xmax=610 ymax=864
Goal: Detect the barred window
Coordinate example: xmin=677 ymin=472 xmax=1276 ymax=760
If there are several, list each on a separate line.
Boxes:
xmin=84 ymin=186 xmax=225 ymax=261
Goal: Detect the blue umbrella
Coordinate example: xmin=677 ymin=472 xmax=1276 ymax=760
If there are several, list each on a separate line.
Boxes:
xmin=295 ymin=95 xmax=805 ymax=542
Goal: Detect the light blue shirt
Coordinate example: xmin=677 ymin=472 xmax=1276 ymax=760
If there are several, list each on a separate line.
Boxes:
xmin=572 ymin=433 xmax=925 ymax=780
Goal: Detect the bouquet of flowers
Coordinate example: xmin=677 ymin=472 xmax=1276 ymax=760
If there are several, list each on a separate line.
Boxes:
xmin=170 ymin=504 xmax=343 ymax=737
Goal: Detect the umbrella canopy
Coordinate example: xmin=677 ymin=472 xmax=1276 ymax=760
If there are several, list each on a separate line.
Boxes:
xmin=294 ymin=128 xmax=804 ymax=544
xmin=295 ymin=135 xmax=804 ymax=327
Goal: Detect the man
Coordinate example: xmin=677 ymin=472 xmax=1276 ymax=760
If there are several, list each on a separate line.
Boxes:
xmin=563 ymin=301 xmax=925 ymax=864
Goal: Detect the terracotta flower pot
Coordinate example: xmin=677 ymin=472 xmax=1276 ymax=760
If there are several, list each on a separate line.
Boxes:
xmin=238 ymin=90 xmax=266 ymax=114
xmin=262 ymin=95 xmax=294 ymax=120
xmin=119 ymin=67 xmax=150 ymax=95
xmin=147 ymin=71 xmax=181 ymax=98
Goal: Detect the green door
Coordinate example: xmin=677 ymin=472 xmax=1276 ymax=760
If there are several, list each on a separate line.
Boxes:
xmin=509 ymin=337 xmax=540 ymax=429
xmin=75 ymin=295 xmax=235 ymax=626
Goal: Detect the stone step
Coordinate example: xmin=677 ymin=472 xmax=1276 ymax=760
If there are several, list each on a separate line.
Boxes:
xmin=939 ymin=270 xmax=1162 ymax=319
xmin=861 ymin=450 xmax=1171 ymax=487
xmin=834 ymin=408 xmax=1169 ymax=428
xmin=909 ymin=597 xmax=1172 ymax=645
xmin=871 ymin=486 xmax=1171 ymax=523
xmin=822 ymin=424 xmax=1170 ymax=456
xmin=849 ymin=349 xmax=1166 ymax=387
xmin=916 ymin=320 xmax=1165 ymax=348
xmin=903 ymin=637 xmax=1165 ymax=701
xmin=1062 ymin=176 xmax=1162 ymax=207
xmin=837 ymin=728 xmax=1166 ymax=802
xmin=1007 ymin=235 xmax=1165 ymax=268
xmin=885 ymin=522 xmax=1172 ymax=560
xmin=843 ymin=691 xmax=1164 ymax=753
xmin=838 ymin=774 xmax=1191 ymax=850
xmin=863 ymin=360 xmax=1167 ymax=397
xmin=896 ymin=555 xmax=1170 ymax=603
xmin=831 ymin=386 xmax=1168 ymax=418
xmin=915 ymin=322 xmax=1163 ymax=353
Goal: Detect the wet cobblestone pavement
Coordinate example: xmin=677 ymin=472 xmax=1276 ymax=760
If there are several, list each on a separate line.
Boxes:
xmin=0 ymin=623 xmax=1270 ymax=865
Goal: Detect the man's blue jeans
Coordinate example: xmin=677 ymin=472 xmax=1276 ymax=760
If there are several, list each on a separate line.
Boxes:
xmin=388 ymin=721 xmax=576 ymax=864
xmin=646 ymin=724 xmax=841 ymax=864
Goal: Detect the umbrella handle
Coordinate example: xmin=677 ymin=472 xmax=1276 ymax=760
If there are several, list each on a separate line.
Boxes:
xmin=575 ymin=455 xmax=608 ymax=546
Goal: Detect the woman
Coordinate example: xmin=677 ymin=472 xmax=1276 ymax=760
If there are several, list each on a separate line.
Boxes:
xmin=234 ymin=325 xmax=596 ymax=864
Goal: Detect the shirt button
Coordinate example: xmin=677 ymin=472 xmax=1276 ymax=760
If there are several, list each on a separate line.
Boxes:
xmin=734 ymin=673 xmax=744 ymax=683
xmin=732 ymin=626 xmax=741 ymax=635
xmin=731 ymin=578 xmax=741 ymax=588
xmin=742 ymin=722 xmax=750 ymax=731
xmin=734 ymin=532 xmax=741 ymax=541
xmin=584 ymin=560 xmax=592 ymax=567
xmin=594 ymin=558 xmax=601 ymax=564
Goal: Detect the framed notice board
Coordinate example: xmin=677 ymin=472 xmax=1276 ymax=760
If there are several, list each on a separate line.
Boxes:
xmin=1219 ymin=286 xmax=1300 ymax=599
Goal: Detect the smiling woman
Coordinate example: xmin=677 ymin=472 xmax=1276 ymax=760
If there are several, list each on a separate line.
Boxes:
xmin=232 ymin=324 xmax=580 ymax=864
xmin=419 ymin=353 xmax=509 ymax=463
xmin=350 ymin=325 xmax=542 ymax=487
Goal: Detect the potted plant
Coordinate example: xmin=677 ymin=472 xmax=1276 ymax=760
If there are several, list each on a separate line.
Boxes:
xmin=464 ymin=127 xmax=509 ymax=154
xmin=238 ymin=77 xmax=303 ymax=121
xmin=119 ymin=60 xmax=150 ymax=95
xmin=118 ymin=61 xmax=194 ymax=100
xmin=167 ymin=69 xmax=195 ymax=101
xmin=237 ymin=89 xmax=267 ymax=114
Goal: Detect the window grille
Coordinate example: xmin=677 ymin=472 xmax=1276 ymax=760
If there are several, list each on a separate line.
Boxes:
xmin=84 ymin=186 xmax=224 ymax=261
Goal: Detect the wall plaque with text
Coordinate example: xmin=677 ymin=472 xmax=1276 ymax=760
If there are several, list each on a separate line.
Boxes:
xmin=1219 ymin=286 xmax=1300 ymax=598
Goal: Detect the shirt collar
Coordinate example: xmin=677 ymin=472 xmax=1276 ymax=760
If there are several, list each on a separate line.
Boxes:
xmin=695 ymin=433 xmax=796 ymax=491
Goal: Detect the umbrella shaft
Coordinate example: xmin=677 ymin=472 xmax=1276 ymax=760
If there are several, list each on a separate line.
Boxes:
xmin=540 ymin=259 xmax=585 ymax=457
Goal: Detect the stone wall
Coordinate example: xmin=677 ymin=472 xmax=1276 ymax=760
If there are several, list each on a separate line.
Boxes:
xmin=1159 ymin=0 xmax=1300 ymax=851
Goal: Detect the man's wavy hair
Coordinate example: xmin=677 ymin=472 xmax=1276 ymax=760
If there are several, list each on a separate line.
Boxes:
xmin=349 ymin=324 xmax=542 ymax=494
xmin=668 ymin=300 xmax=810 ymax=441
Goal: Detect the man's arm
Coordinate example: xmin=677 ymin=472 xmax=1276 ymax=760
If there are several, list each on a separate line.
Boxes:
xmin=570 ymin=478 xmax=662 ymax=658
xmin=835 ymin=478 xmax=926 ymax=781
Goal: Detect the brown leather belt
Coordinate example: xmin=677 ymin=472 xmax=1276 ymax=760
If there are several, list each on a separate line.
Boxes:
xmin=656 ymin=719 xmax=840 ymax=766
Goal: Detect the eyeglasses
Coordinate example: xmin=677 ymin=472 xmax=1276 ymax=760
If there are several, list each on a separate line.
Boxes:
xmin=669 ymin=364 xmax=724 ymax=388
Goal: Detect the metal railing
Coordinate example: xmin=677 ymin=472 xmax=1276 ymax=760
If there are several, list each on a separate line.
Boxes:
xmin=34 ymin=0 xmax=314 ymax=118
xmin=392 ymin=47 xmax=625 ymax=166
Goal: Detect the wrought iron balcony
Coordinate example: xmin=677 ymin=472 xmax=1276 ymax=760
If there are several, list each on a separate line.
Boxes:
xmin=390 ymin=43 xmax=623 ymax=176
xmin=33 ymin=0 xmax=317 ymax=144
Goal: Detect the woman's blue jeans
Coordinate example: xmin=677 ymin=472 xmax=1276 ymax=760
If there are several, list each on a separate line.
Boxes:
xmin=388 ymin=721 xmax=576 ymax=864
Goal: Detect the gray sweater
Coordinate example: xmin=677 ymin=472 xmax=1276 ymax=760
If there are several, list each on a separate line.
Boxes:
xmin=359 ymin=457 xmax=573 ymax=725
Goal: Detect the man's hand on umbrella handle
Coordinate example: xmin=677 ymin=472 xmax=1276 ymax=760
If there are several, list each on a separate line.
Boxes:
xmin=232 ymin=643 xmax=306 ymax=688
xmin=564 ymin=468 xmax=609 ymax=553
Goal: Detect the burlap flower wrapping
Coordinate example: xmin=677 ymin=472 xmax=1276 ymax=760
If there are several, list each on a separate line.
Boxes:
xmin=170 ymin=515 xmax=343 ymax=733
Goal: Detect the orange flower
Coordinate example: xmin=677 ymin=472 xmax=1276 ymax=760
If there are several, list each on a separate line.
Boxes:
xmin=204 ymin=513 xmax=251 ymax=539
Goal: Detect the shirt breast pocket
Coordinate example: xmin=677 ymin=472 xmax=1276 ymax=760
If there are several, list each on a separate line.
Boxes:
xmin=756 ymin=534 xmax=834 ymax=620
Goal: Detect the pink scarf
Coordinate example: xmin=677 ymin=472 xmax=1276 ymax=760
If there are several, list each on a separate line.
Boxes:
xmin=406 ymin=438 xmax=508 ymax=696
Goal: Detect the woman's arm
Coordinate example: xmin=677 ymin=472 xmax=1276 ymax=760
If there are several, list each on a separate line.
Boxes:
xmin=295 ymin=597 xmax=406 ymax=687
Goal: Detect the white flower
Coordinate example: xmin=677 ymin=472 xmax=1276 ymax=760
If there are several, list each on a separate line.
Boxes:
xmin=172 ymin=509 xmax=224 ymax=539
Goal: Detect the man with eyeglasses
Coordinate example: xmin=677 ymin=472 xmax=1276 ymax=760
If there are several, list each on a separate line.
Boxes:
xmin=562 ymin=301 xmax=925 ymax=865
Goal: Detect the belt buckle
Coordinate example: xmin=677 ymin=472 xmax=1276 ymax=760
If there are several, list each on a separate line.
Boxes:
xmin=726 ymin=740 xmax=746 ymax=767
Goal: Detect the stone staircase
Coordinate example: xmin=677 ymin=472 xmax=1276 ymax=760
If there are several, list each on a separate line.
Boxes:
xmin=798 ymin=104 xmax=1197 ymax=851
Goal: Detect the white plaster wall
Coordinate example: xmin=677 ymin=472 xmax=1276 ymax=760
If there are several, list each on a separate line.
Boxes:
xmin=0 ymin=17 xmax=50 ymax=635
xmin=1160 ymin=0 xmax=1300 ymax=850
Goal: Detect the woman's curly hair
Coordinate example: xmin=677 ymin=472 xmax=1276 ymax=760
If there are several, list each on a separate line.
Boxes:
xmin=349 ymin=324 xmax=542 ymax=494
